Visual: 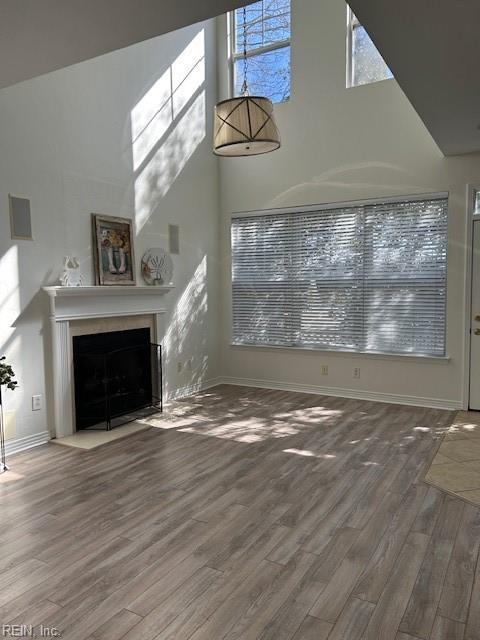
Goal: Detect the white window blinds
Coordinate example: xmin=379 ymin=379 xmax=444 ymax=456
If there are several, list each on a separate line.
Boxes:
xmin=231 ymin=195 xmax=448 ymax=356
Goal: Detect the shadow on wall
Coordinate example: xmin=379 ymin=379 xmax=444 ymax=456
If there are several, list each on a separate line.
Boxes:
xmin=162 ymin=255 xmax=209 ymax=398
xmin=0 ymin=247 xmax=25 ymax=421
xmin=128 ymin=27 xmax=212 ymax=397
xmin=0 ymin=27 xmax=212 ymax=432
xmin=0 ymin=245 xmax=54 ymax=431
xmin=131 ymin=29 xmax=207 ymax=233
xmin=0 ymin=246 xmax=20 ymax=356
xmin=128 ymin=27 xmax=212 ymax=395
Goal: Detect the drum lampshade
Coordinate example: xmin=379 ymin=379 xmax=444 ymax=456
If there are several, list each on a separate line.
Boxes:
xmin=213 ymin=96 xmax=281 ymax=157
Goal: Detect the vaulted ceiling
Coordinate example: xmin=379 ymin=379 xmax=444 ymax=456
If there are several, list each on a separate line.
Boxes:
xmin=0 ymin=0 xmax=245 ymax=89
xmin=348 ymin=0 xmax=480 ymax=156
xmin=1 ymin=0 xmax=479 ymax=157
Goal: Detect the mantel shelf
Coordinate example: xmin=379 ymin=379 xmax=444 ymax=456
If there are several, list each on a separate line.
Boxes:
xmin=43 ymin=285 xmax=175 ymax=298
xmin=43 ymin=285 xmax=174 ymax=323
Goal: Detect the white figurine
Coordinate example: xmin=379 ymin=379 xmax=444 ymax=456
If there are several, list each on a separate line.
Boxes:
xmin=60 ymin=256 xmax=84 ymax=287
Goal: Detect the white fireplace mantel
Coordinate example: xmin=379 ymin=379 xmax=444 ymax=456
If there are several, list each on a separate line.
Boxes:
xmin=43 ymin=285 xmax=174 ymax=321
xmin=43 ymin=285 xmax=174 ymax=438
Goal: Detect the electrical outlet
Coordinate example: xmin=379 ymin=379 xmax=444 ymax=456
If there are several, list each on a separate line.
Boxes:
xmin=353 ymin=367 xmax=361 ymax=379
xmin=32 ymin=395 xmax=42 ymax=411
xmin=177 ymin=361 xmax=183 ymax=373
xmin=321 ymin=365 xmax=328 ymax=375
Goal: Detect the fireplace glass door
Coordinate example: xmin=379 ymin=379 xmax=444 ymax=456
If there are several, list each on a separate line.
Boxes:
xmin=73 ymin=328 xmax=162 ymax=431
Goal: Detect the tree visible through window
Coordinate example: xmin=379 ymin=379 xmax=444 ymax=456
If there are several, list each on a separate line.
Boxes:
xmin=231 ymin=195 xmax=448 ymax=357
xmin=230 ymin=0 xmax=291 ymax=104
xmin=347 ymin=6 xmax=393 ymax=87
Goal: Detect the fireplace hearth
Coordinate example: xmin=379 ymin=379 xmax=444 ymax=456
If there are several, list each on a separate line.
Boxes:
xmin=73 ymin=328 xmax=162 ymax=431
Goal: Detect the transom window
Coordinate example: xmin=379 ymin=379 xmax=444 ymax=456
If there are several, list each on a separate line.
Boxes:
xmin=231 ymin=195 xmax=448 ymax=357
xmin=347 ymin=6 xmax=393 ymax=87
xmin=229 ymin=0 xmax=291 ymax=104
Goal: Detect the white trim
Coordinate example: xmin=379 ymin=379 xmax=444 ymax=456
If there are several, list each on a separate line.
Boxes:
xmin=5 ymin=431 xmax=51 ymax=456
xmin=463 ymin=183 xmax=480 ymax=410
xmin=217 ymin=376 xmax=462 ymax=410
xmin=231 ymin=39 xmax=290 ymax=61
xmin=346 ymin=5 xmax=355 ymax=88
xmin=51 ymin=309 xmax=167 ymax=322
xmin=167 ymin=377 xmax=224 ymax=400
xmin=43 ymin=286 xmax=169 ymax=438
xmin=52 ymin=320 xmax=73 ymax=439
xmin=230 ymin=343 xmax=450 ymax=364
xmin=227 ymin=11 xmax=234 ymax=98
xmin=43 ymin=285 xmax=174 ymax=298
xmin=43 ymin=286 xmax=172 ymax=322
xmin=231 ymin=191 xmax=449 ymax=219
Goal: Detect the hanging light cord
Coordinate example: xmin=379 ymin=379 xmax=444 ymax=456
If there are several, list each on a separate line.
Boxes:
xmin=241 ymin=5 xmax=249 ymax=96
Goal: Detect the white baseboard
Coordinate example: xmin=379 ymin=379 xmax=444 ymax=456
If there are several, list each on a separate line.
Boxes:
xmin=4 ymin=431 xmax=51 ymax=456
xmin=217 ymin=376 xmax=462 ymax=411
xmin=167 ymin=377 xmax=225 ymax=401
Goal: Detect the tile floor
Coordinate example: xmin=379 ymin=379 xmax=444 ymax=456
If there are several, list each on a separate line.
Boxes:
xmin=425 ymin=410 xmax=480 ymax=505
xmin=49 ymin=400 xmax=194 ymax=450
xmin=52 ymin=421 xmax=151 ymax=449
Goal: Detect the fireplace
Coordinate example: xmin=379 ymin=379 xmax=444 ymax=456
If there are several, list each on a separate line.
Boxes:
xmin=43 ymin=285 xmax=173 ymax=438
xmin=72 ymin=328 xmax=162 ymax=431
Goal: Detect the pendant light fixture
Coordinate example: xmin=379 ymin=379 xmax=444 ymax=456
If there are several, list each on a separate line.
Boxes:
xmin=213 ymin=6 xmax=281 ymax=157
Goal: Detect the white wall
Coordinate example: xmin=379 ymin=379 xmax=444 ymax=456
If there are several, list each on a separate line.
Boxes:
xmin=218 ymin=0 xmax=480 ymax=409
xmin=0 ymin=20 xmax=221 ymax=448
xmin=2 ymin=0 xmax=480 ymax=454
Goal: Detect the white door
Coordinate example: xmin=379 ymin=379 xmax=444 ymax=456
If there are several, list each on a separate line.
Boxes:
xmin=469 ymin=220 xmax=480 ymax=409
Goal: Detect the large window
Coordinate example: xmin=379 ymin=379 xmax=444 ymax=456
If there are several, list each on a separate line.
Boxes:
xmin=231 ymin=195 xmax=448 ymax=357
xmin=229 ymin=0 xmax=291 ymax=104
xmin=347 ymin=7 xmax=393 ymax=87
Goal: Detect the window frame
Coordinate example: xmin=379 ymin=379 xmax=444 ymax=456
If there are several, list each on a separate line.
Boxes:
xmin=346 ymin=6 xmax=357 ymax=88
xmin=346 ymin=5 xmax=392 ymax=88
xmin=474 ymin=188 xmax=480 ymax=215
xmin=228 ymin=2 xmax=291 ymax=102
xmin=230 ymin=192 xmax=450 ymax=360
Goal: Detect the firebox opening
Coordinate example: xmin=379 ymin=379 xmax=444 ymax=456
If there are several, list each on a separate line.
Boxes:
xmin=72 ymin=328 xmax=162 ymax=431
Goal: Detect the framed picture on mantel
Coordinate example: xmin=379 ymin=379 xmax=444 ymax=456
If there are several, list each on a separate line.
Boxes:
xmin=92 ymin=214 xmax=136 ymax=285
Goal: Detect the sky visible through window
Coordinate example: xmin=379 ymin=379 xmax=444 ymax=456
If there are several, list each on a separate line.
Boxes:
xmin=233 ymin=0 xmax=291 ymax=103
xmin=350 ymin=11 xmax=393 ymax=86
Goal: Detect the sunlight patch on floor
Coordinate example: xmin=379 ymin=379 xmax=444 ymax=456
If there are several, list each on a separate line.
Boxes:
xmin=283 ymin=448 xmax=336 ymax=459
xmin=0 ymin=470 xmax=25 ymax=483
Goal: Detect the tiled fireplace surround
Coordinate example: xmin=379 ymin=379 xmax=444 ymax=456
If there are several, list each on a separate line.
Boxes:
xmin=43 ymin=286 xmax=173 ymax=438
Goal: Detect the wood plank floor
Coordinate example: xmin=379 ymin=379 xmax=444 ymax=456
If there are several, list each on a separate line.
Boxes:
xmin=1 ymin=384 xmax=479 ymax=640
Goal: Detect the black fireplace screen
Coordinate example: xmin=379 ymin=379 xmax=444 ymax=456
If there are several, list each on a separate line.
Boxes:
xmin=73 ymin=328 xmax=162 ymax=431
